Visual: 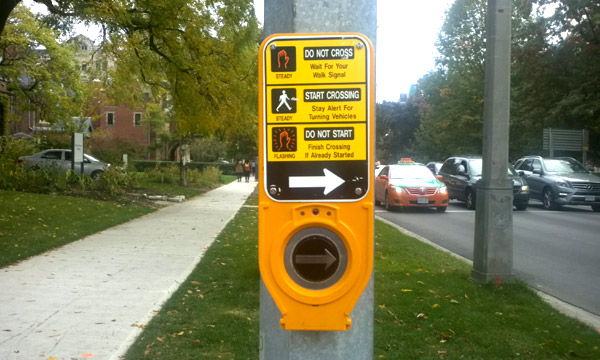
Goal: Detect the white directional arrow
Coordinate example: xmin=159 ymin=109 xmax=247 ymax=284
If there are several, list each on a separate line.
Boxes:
xmin=289 ymin=168 xmax=345 ymax=195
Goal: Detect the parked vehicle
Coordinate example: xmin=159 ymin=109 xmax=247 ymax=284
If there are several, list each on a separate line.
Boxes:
xmin=513 ymin=155 xmax=600 ymax=211
xmin=426 ymin=161 xmax=443 ymax=175
xmin=375 ymin=159 xmax=449 ymax=212
xmin=438 ymin=156 xmax=530 ymax=210
xmin=18 ymin=149 xmax=109 ymax=179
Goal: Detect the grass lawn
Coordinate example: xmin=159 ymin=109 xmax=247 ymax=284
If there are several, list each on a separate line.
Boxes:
xmin=0 ymin=190 xmax=155 ymax=268
xmin=124 ymin=194 xmax=600 ymax=359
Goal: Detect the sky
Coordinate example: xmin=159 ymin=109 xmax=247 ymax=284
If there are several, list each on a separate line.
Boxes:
xmin=25 ymin=0 xmax=454 ymax=103
xmin=253 ymin=0 xmax=454 ymax=103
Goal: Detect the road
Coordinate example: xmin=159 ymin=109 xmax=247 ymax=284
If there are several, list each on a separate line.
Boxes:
xmin=375 ymin=201 xmax=600 ymax=317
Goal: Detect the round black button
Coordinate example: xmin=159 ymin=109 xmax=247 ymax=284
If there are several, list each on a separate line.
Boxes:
xmin=284 ymin=227 xmax=347 ymax=290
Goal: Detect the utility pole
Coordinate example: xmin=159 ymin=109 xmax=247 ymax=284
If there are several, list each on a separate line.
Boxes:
xmin=261 ymin=1 xmax=376 ymax=359
xmin=471 ymin=0 xmax=514 ymax=284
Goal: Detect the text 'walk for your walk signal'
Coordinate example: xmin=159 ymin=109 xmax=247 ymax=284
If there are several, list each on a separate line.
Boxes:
xmin=258 ymin=33 xmax=375 ymax=331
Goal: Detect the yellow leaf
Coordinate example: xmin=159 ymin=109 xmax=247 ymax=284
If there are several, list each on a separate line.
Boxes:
xmin=432 ymin=304 xmax=440 ymax=308
xmin=178 ymin=331 xmax=185 ymax=336
xmin=405 ymin=273 xmax=411 ymax=276
xmin=428 ymin=290 xmax=436 ymax=294
xmin=47 ymin=357 xmax=58 ymax=360
xmin=417 ymin=281 xmax=425 ymax=285
xmin=575 ymin=339 xmax=582 ymax=344
xmin=401 ymin=289 xmax=412 ymax=292
xmin=495 ymin=312 xmax=503 ymax=316
xmin=156 ymin=337 xmax=164 ymax=342
xmin=378 ymin=304 xmax=386 ymax=309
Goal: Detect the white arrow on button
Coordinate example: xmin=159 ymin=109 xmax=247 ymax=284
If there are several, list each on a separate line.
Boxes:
xmin=289 ymin=168 xmax=345 ymax=195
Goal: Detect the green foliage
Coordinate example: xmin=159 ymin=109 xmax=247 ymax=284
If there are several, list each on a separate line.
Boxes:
xmin=88 ymin=132 xmax=146 ymax=166
xmin=91 ymin=166 xmax=136 ymax=196
xmin=133 ymin=160 xmax=236 ymax=175
xmin=0 ymin=5 xmax=85 ymax=125
xmin=415 ymin=0 xmax=600 ymax=163
xmin=143 ymin=165 xmax=222 ymax=187
xmin=376 ymin=100 xmax=421 ymax=163
xmin=0 ymin=94 xmax=9 ymax=136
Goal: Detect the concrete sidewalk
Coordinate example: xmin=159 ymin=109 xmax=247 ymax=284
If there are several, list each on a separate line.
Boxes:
xmin=0 ymin=181 xmax=257 ymax=360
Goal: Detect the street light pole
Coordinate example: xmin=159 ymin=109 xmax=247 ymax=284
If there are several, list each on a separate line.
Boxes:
xmin=472 ymin=0 xmax=514 ymax=284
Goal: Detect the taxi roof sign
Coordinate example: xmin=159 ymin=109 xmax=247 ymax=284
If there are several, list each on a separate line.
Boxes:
xmin=260 ymin=34 xmax=374 ymax=202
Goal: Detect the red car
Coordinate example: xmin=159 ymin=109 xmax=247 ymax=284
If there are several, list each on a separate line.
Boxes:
xmin=375 ymin=160 xmax=449 ymax=212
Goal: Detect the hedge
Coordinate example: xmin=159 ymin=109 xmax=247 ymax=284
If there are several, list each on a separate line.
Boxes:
xmin=133 ymin=160 xmax=237 ymax=175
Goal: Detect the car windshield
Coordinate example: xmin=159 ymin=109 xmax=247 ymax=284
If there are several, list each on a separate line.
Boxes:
xmin=543 ymin=159 xmax=588 ymax=173
xmin=390 ymin=165 xmax=435 ymax=180
xmin=470 ymin=159 xmax=518 ymax=176
xmin=468 ymin=159 xmax=483 ymax=177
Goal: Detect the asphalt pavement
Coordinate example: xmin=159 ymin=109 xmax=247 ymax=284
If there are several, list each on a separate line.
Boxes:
xmin=0 ymin=180 xmax=257 ymax=360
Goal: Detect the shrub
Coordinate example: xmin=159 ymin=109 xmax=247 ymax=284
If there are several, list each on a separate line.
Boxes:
xmin=92 ymin=166 xmax=137 ymax=196
xmin=187 ymin=166 xmax=222 ymax=186
xmin=0 ymin=137 xmax=40 ymax=191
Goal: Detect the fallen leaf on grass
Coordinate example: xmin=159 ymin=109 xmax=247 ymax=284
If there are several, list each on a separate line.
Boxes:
xmin=401 ymin=289 xmax=412 ymax=293
xmin=495 ymin=312 xmax=503 ymax=316
xmin=417 ymin=281 xmax=425 ymax=285
xmin=178 ymin=331 xmax=185 ymax=336
xmin=191 ymin=281 xmax=200 ymax=285
xmin=156 ymin=337 xmax=164 ymax=342
xmin=432 ymin=304 xmax=440 ymax=308
xmin=416 ymin=313 xmax=427 ymax=319
xmin=450 ymin=299 xmax=459 ymax=304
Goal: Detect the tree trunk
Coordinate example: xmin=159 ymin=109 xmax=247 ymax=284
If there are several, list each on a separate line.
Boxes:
xmin=0 ymin=0 xmax=21 ymax=38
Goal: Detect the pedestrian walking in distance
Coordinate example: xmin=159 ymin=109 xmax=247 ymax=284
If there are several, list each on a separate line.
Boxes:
xmin=235 ymin=160 xmax=243 ymax=182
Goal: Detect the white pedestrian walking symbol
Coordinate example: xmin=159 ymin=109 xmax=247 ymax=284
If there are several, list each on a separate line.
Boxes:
xmin=276 ymin=90 xmax=298 ymax=112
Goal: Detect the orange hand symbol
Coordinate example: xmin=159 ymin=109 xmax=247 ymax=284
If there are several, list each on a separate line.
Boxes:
xmin=277 ymin=50 xmax=290 ymax=69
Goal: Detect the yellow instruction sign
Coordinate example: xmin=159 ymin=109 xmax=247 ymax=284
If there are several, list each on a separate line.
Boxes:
xmin=263 ymin=35 xmax=369 ymax=164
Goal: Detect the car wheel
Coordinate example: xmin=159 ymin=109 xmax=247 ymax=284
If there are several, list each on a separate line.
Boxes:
xmin=436 ymin=206 xmax=447 ymax=213
xmin=91 ymin=170 xmax=103 ymax=180
xmin=384 ymin=191 xmax=394 ymax=211
xmin=515 ymin=203 xmax=528 ymax=211
xmin=592 ymin=204 xmax=600 ymax=212
xmin=542 ymin=187 xmax=558 ymax=210
xmin=465 ymin=189 xmax=476 ymax=210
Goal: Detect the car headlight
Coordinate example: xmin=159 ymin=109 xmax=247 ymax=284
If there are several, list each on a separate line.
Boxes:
xmin=521 ymin=185 xmax=529 ymax=191
xmin=439 ymin=186 xmax=447 ymax=194
xmin=553 ymin=180 xmax=570 ymax=188
xmin=392 ymin=186 xmax=405 ymax=193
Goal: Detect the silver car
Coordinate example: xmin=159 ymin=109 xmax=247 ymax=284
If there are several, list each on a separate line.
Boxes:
xmin=18 ymin=149 xmax=109 ymax=179
xmin=514 ymin=156 xmax=600 ymax=212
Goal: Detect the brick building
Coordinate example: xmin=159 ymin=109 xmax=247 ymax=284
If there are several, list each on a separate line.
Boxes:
xmin=6 ymin=35 xmax=159 ymax=157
